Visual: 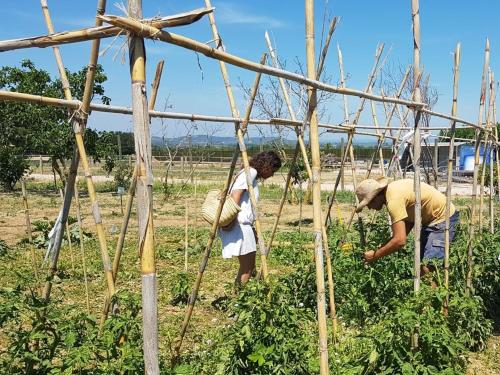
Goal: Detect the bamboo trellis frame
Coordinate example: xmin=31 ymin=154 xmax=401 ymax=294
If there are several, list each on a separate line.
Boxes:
xmin=0 ymin=1 xmax=497 ymax=371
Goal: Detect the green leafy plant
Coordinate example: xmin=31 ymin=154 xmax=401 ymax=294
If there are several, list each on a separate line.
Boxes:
xmin=170 ymin=272 xmax=191 ymax=306
xmin=0 ymin=287 xmax=145 ymax=374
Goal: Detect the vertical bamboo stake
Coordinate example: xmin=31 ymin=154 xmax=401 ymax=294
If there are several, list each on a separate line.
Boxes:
xmin=127 ymin=1 xmax=159 ymax=372
xmin=172 ymin=0 xmax=248 ymax=358
xmin=235 ymin=54 xmax=269 ymax=279
xmin=369 ymin=91 xmax=386 ymax=176
xmin=21 ymin=179 xmax=39 ymax=285
xmin=40 ymin=0 xmax=112 ymax=302
xmin=493 ymin=101 xmax=500 ymax=233
xmin=99 ymin=169 xmax=138 ymax=327
xmin=467 ymin=38 xmax=490 ymax=295
xmin=365 ymin=69 xmax=411 ymax=180
xmin=184 ymin=197 xmax=189 ymax=273
xmin=305 ymin=0 xmax=329 ymax=372
xmin=194 ymin=178 xmax=198 ymax=243
xmin=100 ymin=59 xmax=164 ymax=325
xmin=411 ymin=0 xmax=423 ymax=296
xmin=478 ymin=141 xmax=489 ymax=232
xmin=325 ymin=44 xmax=385 ymax=226
xmin=489 ymin=142 xmax=494 ymax=233
xmin=494 ymin=103 xmax=500 ymax=204
xmin=59 ymin=188 xmax=75 ymax=271
xmin=480 ymin=70 xmax=495 ymax=233
xmin=74 ymin=179 xmax=91 ymax=313
xmin=444 ymin=43 xmax=461 ymax=313
xmin=340 ymin=138 xmax=345 ymax=190
xmin=264 ymin=32 xmax=338 ymax=341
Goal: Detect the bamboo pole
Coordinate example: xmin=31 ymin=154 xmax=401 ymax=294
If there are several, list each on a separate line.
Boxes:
xmin=264 ymin=31 xmax=338 ymax=341
xmin=99 ymin=13 xmax=425 ymax=109
xmin=305 ymin=1 xmax=329 ymax=372
xmin=478 ymin=71 xmax=494 ymax=233
xmin=478 ymin=142 xmax=490 ymax=233
xmin=411 ymin=0 xmax=423 ymax=296
xmin=100 ymin=60 xmax=163 ymax=326
xmin=365 ymin=69 xmax=411 ymax=180
xmin=0 ymin=90 xmax=486 ymax=136
xmin=59 ymin=188 xmax=75 ymax=271
xmin=205 ymin=4 xmax=271 ymax=278
xmin=494 ymin=103 xmax=500 ymax=232
xmin=338 ymin=45 xmax=349 ymax=192
xmin=173 ymin=151 xmax=240 ymax=360
xmin=433 ymin=139 xmax=439 ymax=187
xmin=487 ymin=76 xmax=496 ymax=234
xmin=410 ymin=0 xmax=423 ymax=352
xmin=184 ymin=197 xmax=189 ymax=272
xmin=324 ymin=44 xmax=387 ymax=226
xmin=0 ymin=8 xmax=214 ymax=52
xmin=235 ymin=57 xmax=269 ymax=278
xmin=127 ymin=1 xmax=159 ymax=372
xmin=41 ymin=0 xmax=113 ymax=302
xmin=99 ymin=168 xmax=138 ymax=327
xmin=467 ymin=38 xmax=490 ymax=295
xmin=21 ymin=179 xmax=39 ymax=286
xmin=444 ymin=43 xmax=461 ymax=312
xmin=369 ymin=90 xmax=386 ymax=176
xmin=74 ymin=179 xmax=91 ymax=314
xmin=172 ymin=0 xmax=258 ymax=358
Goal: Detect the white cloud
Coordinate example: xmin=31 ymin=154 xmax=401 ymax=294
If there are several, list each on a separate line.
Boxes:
xmin=58 ymin=17 xmax=96 ymax=28
xmin=216 ymin=2 xmax=285 ymax=28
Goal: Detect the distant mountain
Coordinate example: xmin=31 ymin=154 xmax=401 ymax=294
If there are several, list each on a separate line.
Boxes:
xmin=152 ymin=135 xmax=295 ymax=147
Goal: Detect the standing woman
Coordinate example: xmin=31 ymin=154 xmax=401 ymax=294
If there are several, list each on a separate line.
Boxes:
xmin=219 ymin=150 xmax=282 ymax=285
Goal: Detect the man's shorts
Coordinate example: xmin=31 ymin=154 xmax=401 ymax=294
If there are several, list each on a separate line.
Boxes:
xmin=420 ymin=211 xmax=460 ymax=261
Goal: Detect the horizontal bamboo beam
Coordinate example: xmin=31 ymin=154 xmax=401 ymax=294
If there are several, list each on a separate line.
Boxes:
xmin=0 ymin=7 xmax=214 ymax=52
xmin=0 ymin=90 xmax=390 ymax=138
xmin=2 ymin=89 xmax=492 ymax=143
xmin=99 ymin=14 xmax=426 ymax=109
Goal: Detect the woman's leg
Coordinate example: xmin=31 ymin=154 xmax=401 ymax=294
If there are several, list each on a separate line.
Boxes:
xmin=236 ymin=252 xmax=256 ymax=285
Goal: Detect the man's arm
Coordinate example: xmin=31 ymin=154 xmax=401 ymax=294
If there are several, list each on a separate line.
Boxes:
xmin=364 ymin=220 xmax=408 ymax=263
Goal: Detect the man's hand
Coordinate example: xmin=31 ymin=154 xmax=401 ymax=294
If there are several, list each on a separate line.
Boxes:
xmin=363 ymin=250 xmax=377 ymax=264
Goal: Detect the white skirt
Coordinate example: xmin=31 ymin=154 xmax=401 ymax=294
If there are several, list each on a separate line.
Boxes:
xmin=219 ymin=223 xmax=257 ymax=259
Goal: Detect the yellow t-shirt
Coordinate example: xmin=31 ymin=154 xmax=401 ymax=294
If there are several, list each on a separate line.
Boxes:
xmin=385 ymin=179 xmax=455 ymax=226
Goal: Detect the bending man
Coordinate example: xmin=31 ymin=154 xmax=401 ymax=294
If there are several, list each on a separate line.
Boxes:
xmin=355 ymin=177 xmax=460 ymax=275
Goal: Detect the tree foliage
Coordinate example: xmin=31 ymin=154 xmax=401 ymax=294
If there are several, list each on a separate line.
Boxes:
xmin=0 ymin=59 xmax=115 ymax=188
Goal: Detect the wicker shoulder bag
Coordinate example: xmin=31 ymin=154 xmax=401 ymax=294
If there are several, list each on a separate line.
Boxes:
xmin=201 ymin=172 xmax=243 ymax=227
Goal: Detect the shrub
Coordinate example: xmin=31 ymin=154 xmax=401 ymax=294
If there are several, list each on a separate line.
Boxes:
xmin=113 ymin=161 xmax=133 ymax=190
xmin=0 ymin=145 xmax=29 ymax=191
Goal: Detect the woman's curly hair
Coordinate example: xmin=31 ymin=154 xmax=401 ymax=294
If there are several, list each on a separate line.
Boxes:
xmin=249 ymin=150 xmax=282 ymax=178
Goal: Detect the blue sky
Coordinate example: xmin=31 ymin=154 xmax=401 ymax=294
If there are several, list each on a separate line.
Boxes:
xmin=1 ymin=1 xmax=499 ymax=144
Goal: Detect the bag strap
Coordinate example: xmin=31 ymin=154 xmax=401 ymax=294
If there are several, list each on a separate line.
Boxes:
xmin=227 ymin=168 xmax=253 ymax=195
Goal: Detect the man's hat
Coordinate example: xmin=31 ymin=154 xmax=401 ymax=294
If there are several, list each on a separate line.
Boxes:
xmin=355 ymin=177 xmax=389 ymax=213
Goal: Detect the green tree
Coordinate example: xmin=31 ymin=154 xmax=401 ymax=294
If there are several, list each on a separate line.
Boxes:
xmin=0 ymin=59 xmax=113 ymax=188
xmin=440 ymin=124 xmax=500 ymax=140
